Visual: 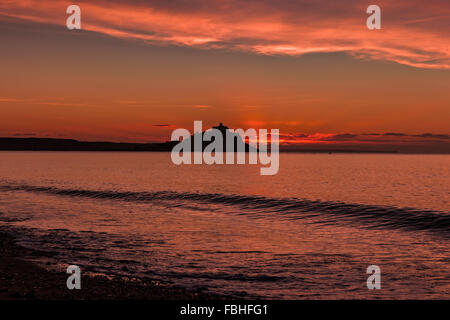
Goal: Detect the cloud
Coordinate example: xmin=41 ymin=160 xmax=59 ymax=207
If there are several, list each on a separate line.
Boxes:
xmin=193 ymin=105 xmax=211 ymax=109
xmin=0 ymin=0 xmax=449 ymax=69
xmin=0 ymin=96 xmax=93 ymax=107
xmin=0 ymin=97 xmax=22 ymax=102
xmin=415 ymin=133 xmax=450 ymax=139
xmin=278 ymin=132 xmax=450 ymax=145
xmin=383 ymin=132 xmax=407 ymax=136
xmin=11 ymin=132 xmax=37 ymax=137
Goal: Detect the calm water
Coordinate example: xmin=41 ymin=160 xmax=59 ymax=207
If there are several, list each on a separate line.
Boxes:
xmin=0 ymin=152 xmax=449 ymax=299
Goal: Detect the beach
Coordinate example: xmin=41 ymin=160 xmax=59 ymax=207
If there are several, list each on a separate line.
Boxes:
xmin=0 ymin=228 xmax=221 ymax=300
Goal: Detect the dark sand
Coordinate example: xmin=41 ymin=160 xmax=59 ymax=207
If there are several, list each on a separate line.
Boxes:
xmin=0 ymin=230 xmax=222 ymax=300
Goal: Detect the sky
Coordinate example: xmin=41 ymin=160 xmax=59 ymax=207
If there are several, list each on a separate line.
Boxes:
xmin=0 ymin=0 xmax=449 ymax=151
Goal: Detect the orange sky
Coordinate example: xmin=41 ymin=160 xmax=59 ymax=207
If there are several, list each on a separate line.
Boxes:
xmin=0 ymin=0 xmax=449 ymax=148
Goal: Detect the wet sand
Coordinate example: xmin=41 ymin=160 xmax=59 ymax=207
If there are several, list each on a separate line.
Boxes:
xmin=0 ymin=230 xmax=222 ymax=300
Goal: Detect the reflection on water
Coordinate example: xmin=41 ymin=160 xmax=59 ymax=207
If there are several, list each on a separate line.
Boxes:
xmin=0 ymin=152 xmax=449 ymax=298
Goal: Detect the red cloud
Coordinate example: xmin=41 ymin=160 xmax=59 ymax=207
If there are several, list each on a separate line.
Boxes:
xmin=1 ymin=0 xmax=449 ymax=69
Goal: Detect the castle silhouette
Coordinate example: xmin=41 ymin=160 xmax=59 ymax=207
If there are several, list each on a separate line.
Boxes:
xmin=181 ymin=123 xmax=257 ymax=152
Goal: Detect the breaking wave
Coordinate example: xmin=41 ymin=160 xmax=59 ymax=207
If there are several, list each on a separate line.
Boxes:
xmin=1 ymin=183 xmax=449 ymax=235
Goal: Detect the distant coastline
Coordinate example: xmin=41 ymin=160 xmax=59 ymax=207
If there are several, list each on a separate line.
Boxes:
xmin=0 ymin=137 xmax=404 ymax=153
xmin=0 ymin=137 xmax=177 ymax=152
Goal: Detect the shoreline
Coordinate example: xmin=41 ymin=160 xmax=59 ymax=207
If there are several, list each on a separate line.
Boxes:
xmin=0 ymin=229 xmax=224 ymax=300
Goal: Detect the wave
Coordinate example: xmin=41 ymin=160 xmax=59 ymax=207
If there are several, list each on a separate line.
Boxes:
xmin=1 ymin=183 xmax=449 ymax=235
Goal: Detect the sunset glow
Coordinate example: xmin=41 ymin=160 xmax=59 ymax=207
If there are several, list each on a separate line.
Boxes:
xmin=0 ymin=0 xmax=449 ymax=151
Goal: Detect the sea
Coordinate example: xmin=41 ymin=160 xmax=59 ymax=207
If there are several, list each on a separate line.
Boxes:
xmin=0 ymin=152 xmax=448 ymax=299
